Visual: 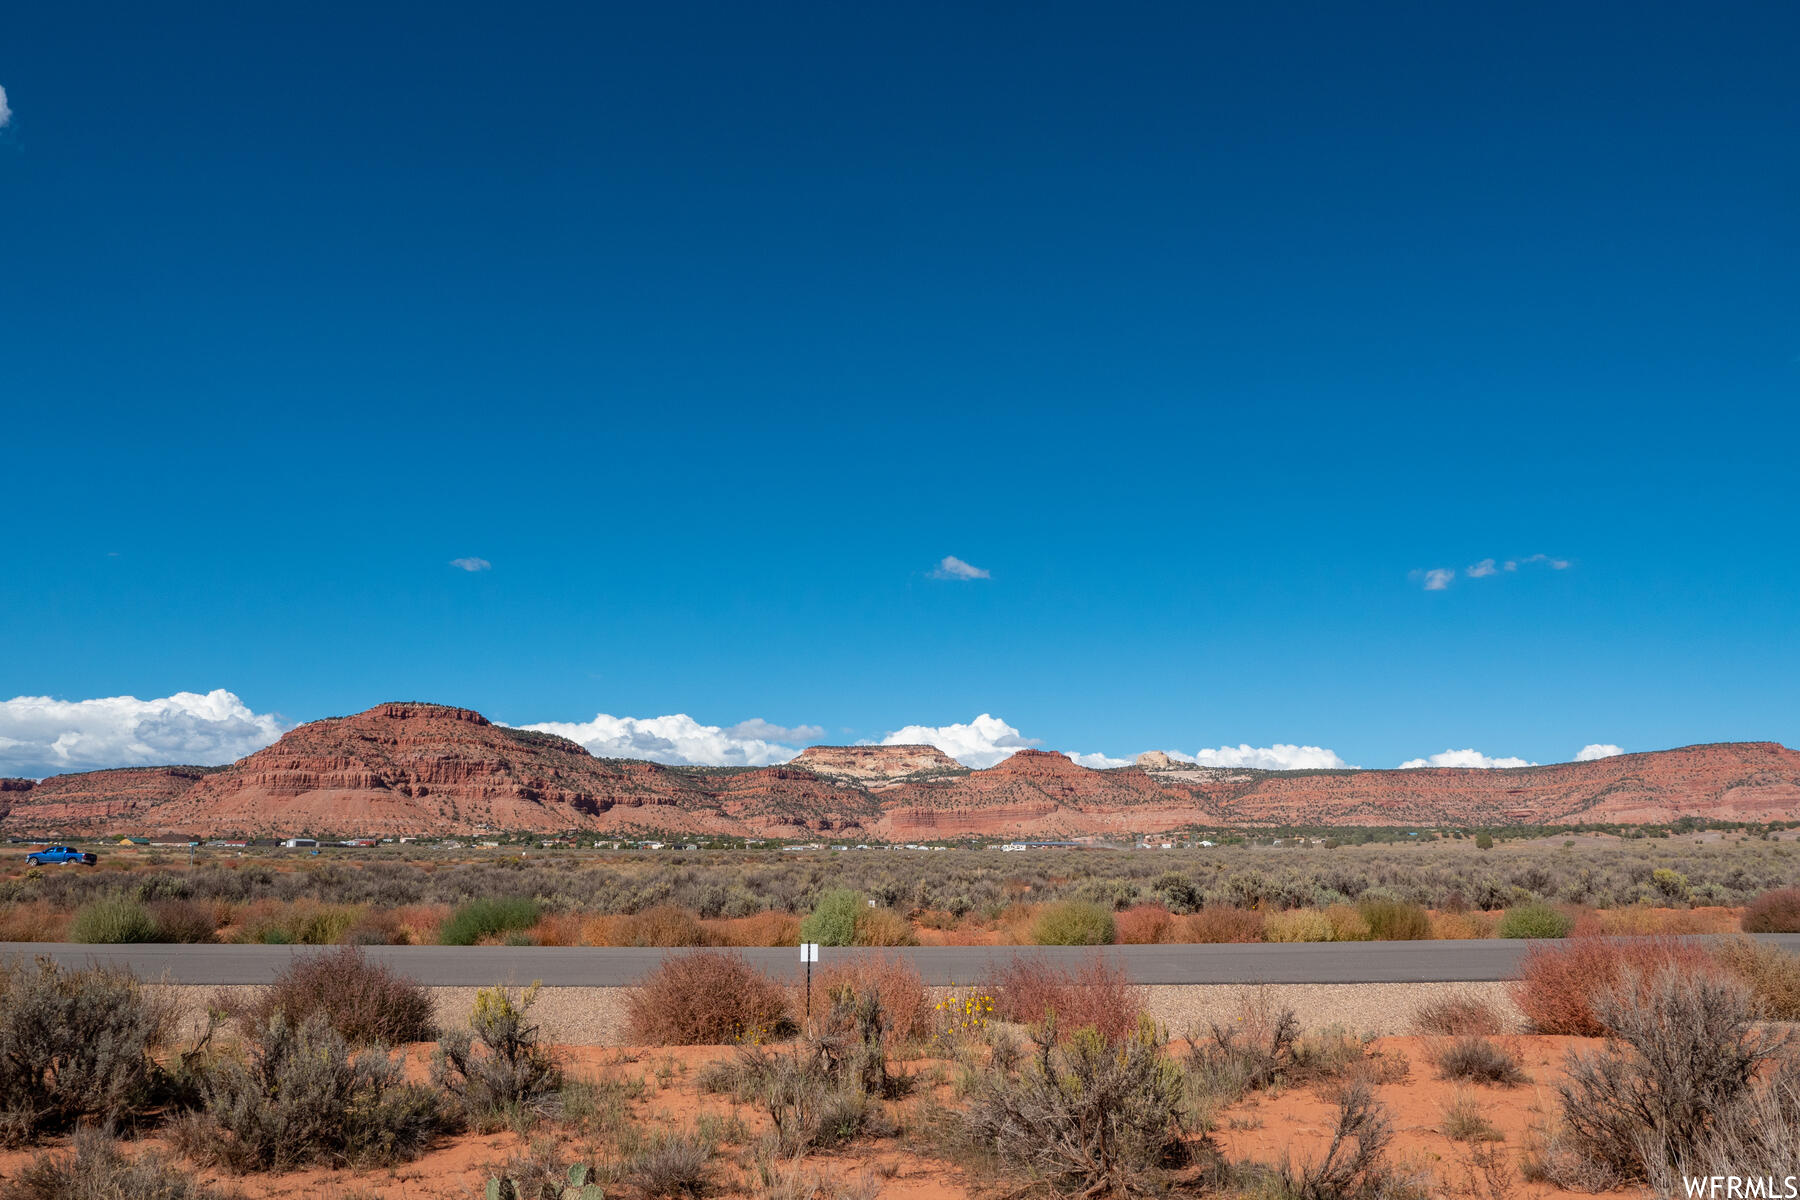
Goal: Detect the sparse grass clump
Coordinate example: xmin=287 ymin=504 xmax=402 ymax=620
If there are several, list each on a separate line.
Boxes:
xmin=0 ymin=1128 xmax=237 ymax=1200
xmin=1030 ymin=901 xmax=1116 ymax=946
xmin=236 ymin=945 xmax=436 ymax=1045
xmin=1441 ymin=1090 xmax=1504 ymax=1142
xmin=626 ymin=950 xmax=792 ymax=1045
xmin=438 ymin=897 xmax=541 ymax=946
xmin=0 ymin=957 xmax=172 ymax=1146
xmin=1412 ymin=994 xmax=1505 ymax=1036
xmin=1496 ymin=903 xmax=1573 ymax=939
xmin=1433 ymin=1036 xmax=1527 ymax=1086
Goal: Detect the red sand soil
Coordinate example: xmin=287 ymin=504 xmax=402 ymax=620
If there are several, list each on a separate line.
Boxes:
xmin=0 ymin=1037 xmax=1646 ymax=1199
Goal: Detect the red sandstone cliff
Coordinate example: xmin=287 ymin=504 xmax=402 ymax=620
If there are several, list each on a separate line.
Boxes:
xmin=2 ymin=703 xmax=1796 ymax=837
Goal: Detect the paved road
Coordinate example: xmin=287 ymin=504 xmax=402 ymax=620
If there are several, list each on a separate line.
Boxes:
xmin=8 ymin=934 xmax=1799 ymax=987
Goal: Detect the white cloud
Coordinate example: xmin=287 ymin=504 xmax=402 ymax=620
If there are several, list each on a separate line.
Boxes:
xmin=1397 ymin=748 xmax=1537 ymax=769
xmin=449 ymin=557 xmax=491 ymax=572
xmin=879 ymin=713 xmax=1036 ymax=768
xmin=1064 ymin=750 xmax=1132 ymax=769
xmin=1523 ymin=553 xmax=1570 ymax=569
xmin=1420 ymin=568 xmax=1455 ymax=591
xmin=513 ymin=712 xmax=810 ymax=766
xmin=0 ymin=86 xmax=11 ymax=129
xmin=1467 ymin=558 xmax=1498 ymax=578
xmin=727 ymin=718 xmax=826 ymax=743
xmin=928 ymin=555 xmax=990 ymax=581
xmin=1165 ymin=744 xmax=1351 ymax=771
xmin=1575 ymin=743 xmax=1625 ymax=762
xmin=0 ymin=690 xmax=285 ymax=778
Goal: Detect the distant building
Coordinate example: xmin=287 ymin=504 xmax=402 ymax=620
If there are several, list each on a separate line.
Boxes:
xmin=281 ymin=838 xmax=319 ymax=848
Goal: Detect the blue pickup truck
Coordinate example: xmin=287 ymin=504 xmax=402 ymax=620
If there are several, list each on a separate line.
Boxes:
xmin=25 ymin=844 xmax=97 ymax=866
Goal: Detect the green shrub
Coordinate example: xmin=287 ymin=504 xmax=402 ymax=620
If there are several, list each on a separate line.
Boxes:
xmin=68 ymin=896 xmax=160 ymax=945
xmin=1498 ymin=903 xmax=1573 ymax=939
xmin=0 ymin=958 xmax=173 ymax=1146
xmin=799 ymin=889 xmax=863 ymax=947
xmin=1359 ymin=899 xmax=1431 ymax=941
xmin=438 ymin=897 xmax=541 ymax=946
xmin=1031 ymin=901 xmax=1116 ymax=947
xmin=432 ymin=984 xmax=562 ymax=1128
xmin=180 ymin=1011 xmax=444 ymax=1171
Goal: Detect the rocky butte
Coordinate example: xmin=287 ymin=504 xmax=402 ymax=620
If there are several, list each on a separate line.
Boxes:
xmin=1 ymin=702 xmax=1798 ymax=838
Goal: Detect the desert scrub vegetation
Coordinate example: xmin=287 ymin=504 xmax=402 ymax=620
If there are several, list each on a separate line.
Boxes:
xmin=990 ymin=955 xmax=1146 ymax=1043
xmin=8 ymin=835 xmax=1800 ymax=945
xmin=1510 ymin=936 xmax=1718 ymax=1035
xmin=1411 ymin=994 xmax=1505 ymax=1036
xmin=1432 ymin=1036 xmax=1527 ymax=1086
xmin=229 ymin=945 xmax=437 ymax=1045
xmin=178 ymin=1010 xmax=445 ymax=1171
xmin=433 ymin=983 xmax=564 ymax=1129
xmin=1494 ymin=901 xmax=1574 ymax=938
xmin=627 ymin=950 xmax=793 ymax=1045
xmin=0 ymin=1128 xmax=238 ymax=1200
xmin=1741 ymin=885 xmax=1800 ymax=931
xmin=439 ymin=895 xmax=542 ymax=945
xmin=0 ymin=956 xmax=174 ymax=1145
xmin=1030 ymin=899 xmax=1117 ymax=945
xmin=954 ymin=1017 xmax=1195 ymax=1197
xmin=1713 ymin=935 xmax=1800 ymax=1019
xmin=1535 ymin=966 xmax=1797 ymax=1190
xmin=808 ymin=953 xmax=932 ymax=1042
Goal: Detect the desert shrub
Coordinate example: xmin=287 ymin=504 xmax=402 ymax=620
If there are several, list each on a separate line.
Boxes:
xmin=990 ymin=955 xmax=1145 ymax=1043
xmin=1030 ymin=901 xmax=1116 ymax=946
xmin=1440 ymin=1090 xmax=1503 ymax=1143
xmin=1428 ymin=910 xmax=1497 ymax=940
xmin=852 ymin=906 xmax=918 ymax=947
xmin=0 ymin=903 xmax=69 ymax=943
xmin=1496 ymin=902 xmax=1573 ymax=939
xmin=1553 ymin=968 xmax=1786 ymax=1183
xmin=438 ymin=896 xmax=541 ymax=946
xmin=1114 ymin=904 xmax=1173 ymax=944
xmin=1713 ymin=936 xmax=1800 ymax=1020
xmin=182 ymin=1011 xmax=444 ymax=1171
xmin=0 ymin=1128 xmax=235 ymax=1200
xmin=708 ymin=910 xmax=801 ymax=947
xmin=1187 ymin=991 xmax=1299 ymax=1102
xmin=1359 ymin=899 xmax=1430 ymax=941
xmin=146 ymin=900 xmax=219 ymax=944
xmin=238 ymin=946 xmax=436 ymax=1045
xmin=626 ymin=950 xmax=791 ymax=1045
xmin=1270 ymin=1082 xmax=1410 ymax=1200
xmin=68 ymin=896 xmax=159 ymax=944
xmin=0 ymin=957 xmax=172 ymax=1146
xmin=1323 ymin=904 xmax=1372 ymax=941
xmin=1263 ymin=908 xmax=1334 ymax=942
xmin=1433 ymin=1036 xmax=1527 ymax=1086
xmin=1742 ymin=888 xmax=1800 ymax=933
xmin=344 ymin=908 xmax=412 ymax=945
xmin=957 ymin=1018 xmax=1189 ymax=1197
xmin=615 ymin=905 xmax=713 ymax=947
xmin=1511 ymin=936 xmax=1719 ymax=1035
xmin=810 ymin=954 xmax=932 ymax=1042
xmin=1174 ymin=907 xmax=1264 ymax=943
xmin=432 ymin=983 xmax=563 ymax=1127
xmin=1411 ymin=995 xmax=1504 ymax=1036
xmin=799 ymin=889 xmax=863 ymax=947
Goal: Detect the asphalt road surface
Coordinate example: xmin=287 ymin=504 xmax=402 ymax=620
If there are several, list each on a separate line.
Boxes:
xmin=8 ymin=935 xmax=1799 ymax=987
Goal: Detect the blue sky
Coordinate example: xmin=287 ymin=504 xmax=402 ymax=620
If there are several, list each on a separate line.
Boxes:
xmin=2 ymin=2 xmax=1796 ymax=778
